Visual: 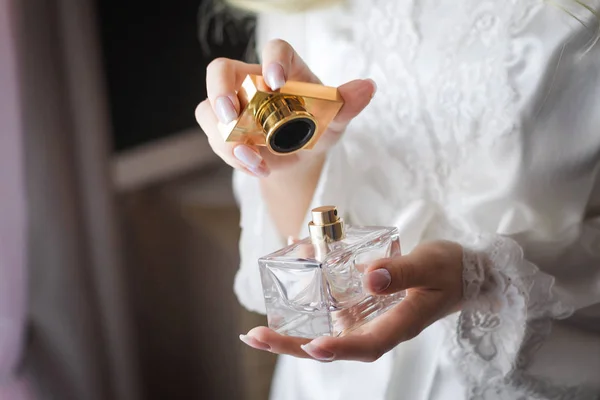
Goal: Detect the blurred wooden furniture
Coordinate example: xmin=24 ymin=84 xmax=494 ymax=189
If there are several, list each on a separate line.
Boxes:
xmin=113 ymin=133 xmax=277 ymax=400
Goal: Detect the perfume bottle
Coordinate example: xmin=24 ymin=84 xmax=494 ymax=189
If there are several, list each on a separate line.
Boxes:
xmin=258 ymin=206 xmax=405 ymax=339
xmin=218 ymin=75 xmax=344 ymax=155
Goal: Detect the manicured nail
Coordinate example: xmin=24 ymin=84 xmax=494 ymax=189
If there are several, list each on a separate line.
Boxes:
xmin=365 ymin=269 xmax=391 ymax=293
xmin=234 ymin=145 xmax=263 ymax=169
xmin=265 ymin=63 xmax=286 ymax=90
xmin=215 ymin=96 xmax=238 ymax=124
xmin=301 ymin=343 xmax=335 ymax=361
xmin=239 ymin=334 xmax=271 ymax=351
xmin=365 ymin=79 xmax=377 ymax=98
xmin=287 ymin=236 xmax=295 ymax=245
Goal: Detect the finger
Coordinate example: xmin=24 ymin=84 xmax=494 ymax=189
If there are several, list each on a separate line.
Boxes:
xmin=303 ymin=290 xmax=444 ymax=362
xmin=362 ymin=253 xmax=434 ymax=295
xmin=243 ymin=327 xmax=312 ymax=359
xmin=261 ymin=39 xmax=320 ymax=90
xmin=205 ymin=58 xmax=261 ymax=123
xmin=195 ymin=99 xmax=270 ymax=177
xmin=326 ymin=79 xmax=377 ymax=136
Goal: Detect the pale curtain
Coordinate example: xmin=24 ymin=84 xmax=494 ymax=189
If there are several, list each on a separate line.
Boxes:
xmin=1 ymin=0 xmax=141 ymax=398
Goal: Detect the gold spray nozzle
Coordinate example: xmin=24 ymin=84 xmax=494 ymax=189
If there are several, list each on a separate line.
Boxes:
xmin=308 ymin=206 xmax=345 ymax=242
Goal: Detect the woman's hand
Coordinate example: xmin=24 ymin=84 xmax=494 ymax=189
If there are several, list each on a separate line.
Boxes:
xmin=239 ymin=241 xmax=464 ymax=362
xmin=195 ymin=39 xmax=376 ymax=178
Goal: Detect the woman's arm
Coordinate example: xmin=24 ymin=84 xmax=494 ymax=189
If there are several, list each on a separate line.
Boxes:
xmin=255 ymin=39 xmax=376 ymax=239
xmin=447 ymin=222 xmax=600 ymax=397
xmin=259 ymin=154 xmax=325 ymax=239
xmin=196 ymin=38 xmax=375 ymax=240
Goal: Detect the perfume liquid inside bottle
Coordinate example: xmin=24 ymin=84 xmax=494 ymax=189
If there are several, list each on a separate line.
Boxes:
xmin=258 ymin=206 xmax=405 ymax=338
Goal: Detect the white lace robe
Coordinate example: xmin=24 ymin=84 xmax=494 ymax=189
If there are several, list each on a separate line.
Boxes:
xmin=233 ymin=1 xmax=600 ymax=399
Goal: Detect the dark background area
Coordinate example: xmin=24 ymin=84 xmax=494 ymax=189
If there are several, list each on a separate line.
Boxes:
xmin=97 ymin=0 xmax=254 ymax=152
xmin=94 ymin=3 xmax=277 ymax=399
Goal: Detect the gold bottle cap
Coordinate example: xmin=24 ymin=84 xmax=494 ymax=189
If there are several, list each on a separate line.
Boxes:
xmin=308 ymin=206 xmax=345 ymax=242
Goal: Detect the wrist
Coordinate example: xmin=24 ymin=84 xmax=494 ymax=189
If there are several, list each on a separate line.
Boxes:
xmin=263 ymin=152 xmax=326 ymax=184
xmin=259 ymin=153 xmax=326 ymax=238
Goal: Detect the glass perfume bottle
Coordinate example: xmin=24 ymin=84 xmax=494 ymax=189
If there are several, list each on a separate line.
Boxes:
xmin=258 ymin=206 xmax=405 ymax=339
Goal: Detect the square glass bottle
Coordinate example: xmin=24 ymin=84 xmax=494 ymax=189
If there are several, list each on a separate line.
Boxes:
xmin=258 ymin=206 xmax=405 ymax=338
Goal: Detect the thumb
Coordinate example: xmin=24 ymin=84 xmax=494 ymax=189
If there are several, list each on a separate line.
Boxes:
xmin=363 ymin=255 xmax=429 ymax=295
xmin=326 ymin=79 xmax=377 ymax=136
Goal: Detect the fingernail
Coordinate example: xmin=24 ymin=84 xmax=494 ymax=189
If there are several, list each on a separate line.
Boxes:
xmin=239 ymin=334 xmax=271 ymax=351
xmin=287 ymin=236 xmax=295 ymax=245
xmin=215 ymin=96 xmax=238 ymax=124
xmin=234 ymin=145 xmax=263 ymax=169
xmin=365 ymin=269 xmax=391 ymax=293
xmin=265 ymin=63 xmax=286 ymax=90
xmin=301 ymin=343 xmax=335 ymax=361
xmin=365 ymin=79 xmax=377 ymax=98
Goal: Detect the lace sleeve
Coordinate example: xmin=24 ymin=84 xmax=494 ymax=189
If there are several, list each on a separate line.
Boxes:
xmin=456 ymin=234 xmax=574 ymax=386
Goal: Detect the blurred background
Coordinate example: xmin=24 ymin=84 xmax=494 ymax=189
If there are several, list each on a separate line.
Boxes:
xmin=3 ymin=0 xmax=276 ymax=398
xmin=101 ymin=0 xmax=276 ymax=399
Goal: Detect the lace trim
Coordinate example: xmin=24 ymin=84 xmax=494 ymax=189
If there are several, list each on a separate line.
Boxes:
xmin=455 ymin=234 xmax=576 ymax=399
xmin=338 ymin=0 xmax=550 ymax=225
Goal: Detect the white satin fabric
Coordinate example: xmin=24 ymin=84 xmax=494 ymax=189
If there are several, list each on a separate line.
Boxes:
xmin=233 ymin=0 xmax=600 ymax=399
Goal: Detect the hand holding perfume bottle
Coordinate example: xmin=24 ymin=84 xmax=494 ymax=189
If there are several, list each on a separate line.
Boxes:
xmin=259 ymin=206 xmax=405 ymax=338
xmin=240 ymin=207 xmax=464 ymax=362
